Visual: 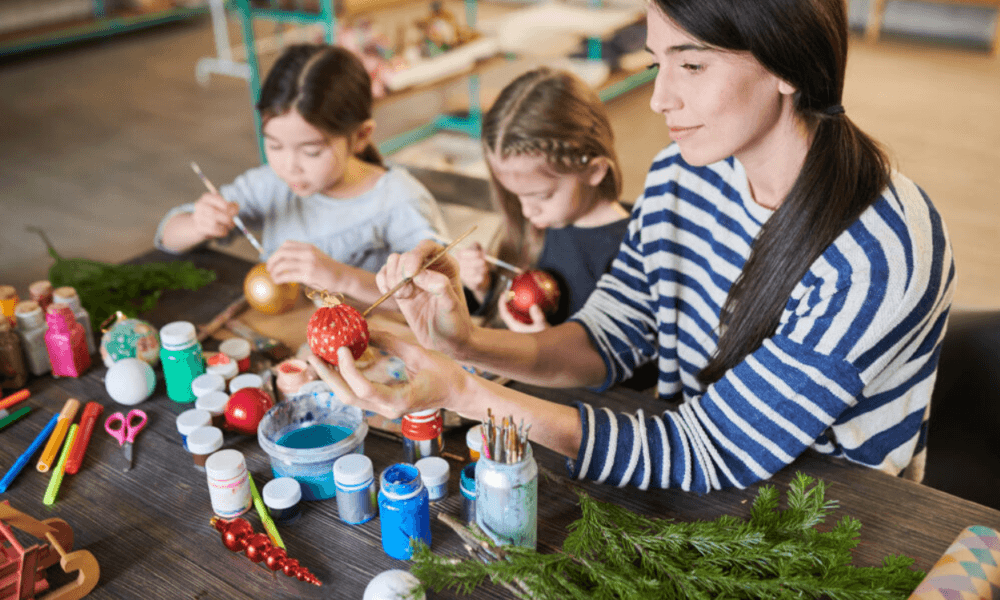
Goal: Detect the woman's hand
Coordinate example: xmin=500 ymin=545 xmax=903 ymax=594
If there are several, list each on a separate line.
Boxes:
xmin=266 ymin=240 xmax=341 ymax=291
xmin=191 ymin=192 xmax=238 ymax=240
xmin=306 ymin=331 xmax=471 ymax=419
xmin=498 ymin=295 xmax=550 ymax=333
xmin=376 ymin=241 xmax=475 ymax=359
xmin=456 ymin=242 xmax=493 ymax=303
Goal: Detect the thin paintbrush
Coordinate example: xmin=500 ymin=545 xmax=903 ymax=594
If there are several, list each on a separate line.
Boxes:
xmin=430 ymin=233 xmax=523 ymax=275
xmin=190 ymin=162 xmax=267 ymax=258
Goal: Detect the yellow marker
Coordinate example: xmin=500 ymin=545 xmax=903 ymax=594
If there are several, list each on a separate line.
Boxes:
xmin=36 ymin=398 xmax=80 ymax=473
xmin=247 ymin=473 xmax=285 ymax=550
xmin=43 ymin=424 xmax=78 ymax=505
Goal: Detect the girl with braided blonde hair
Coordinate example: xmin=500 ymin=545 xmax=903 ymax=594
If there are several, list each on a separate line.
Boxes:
xmin=457 ymin=67 xmax=631 ymax=331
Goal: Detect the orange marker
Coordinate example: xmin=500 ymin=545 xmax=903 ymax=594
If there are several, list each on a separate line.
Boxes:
xmin=64 ymin=402 xmax=103 ymax=475
xmin=0 ymin=389 xmax=30 ymax=412
xmin=36 ymin=398 xmax=80 ymax=473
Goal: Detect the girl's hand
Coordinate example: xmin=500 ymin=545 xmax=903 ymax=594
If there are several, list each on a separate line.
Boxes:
xmin=306 ymin=331 xmax=471 ymax=419
xmin=498 ymin=297 xmax=550 ymax=333
xmin=266 ymin=240 xmax=341 ymax=290
xmin=456 ymin=242 xmax=493 ymax=302
xmin=191 ymin=192 xmax=238 ymax=240
xmin=376 ymin=240 xmax=474 ymax=359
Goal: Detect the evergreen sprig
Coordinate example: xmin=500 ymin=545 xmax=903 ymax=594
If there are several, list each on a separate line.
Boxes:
xmin=411 ymin=473 xmax=924 ymax=600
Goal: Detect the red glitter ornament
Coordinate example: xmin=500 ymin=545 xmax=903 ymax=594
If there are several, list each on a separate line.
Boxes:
xmin=506 ymin=270 xmax=561 ymax=324
xmin=210 ymin=517 xmax=322 ymax=586
xmin=224 ymin=388 xmax=273 ymax=435
xmin=306 ymin=292 xmax=369 ymax=366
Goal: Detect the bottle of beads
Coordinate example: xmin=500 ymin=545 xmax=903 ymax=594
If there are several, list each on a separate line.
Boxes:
xmin=0 ymin=286 xmax=17 ymax=326
xmin=28 ymin=280 xmax=53 ymax=311
xmin=44 ymin=305 xmax=91 ymax=378
xmin=51 ymin=286 xmax=95 ymax=355
xmin=0 ymin=318 xmax=28 ymax=388
xmin=14 ymin=301 xmax=50 ymax=376
xmin=159 ymin=321 xmax=205 ymax=403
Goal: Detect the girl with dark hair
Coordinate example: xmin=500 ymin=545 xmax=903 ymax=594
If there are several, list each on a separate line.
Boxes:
xmin=311 ymin=0 xmax=955 ymax=492
xmin=458 ymin=67 xmax=630 ymax=331
xmin=156 ymin=44 xmax=447 ymax=305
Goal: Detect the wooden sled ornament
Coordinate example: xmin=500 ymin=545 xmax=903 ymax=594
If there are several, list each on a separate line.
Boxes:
xmin=0 ymin=502 xmax=99 ymax=600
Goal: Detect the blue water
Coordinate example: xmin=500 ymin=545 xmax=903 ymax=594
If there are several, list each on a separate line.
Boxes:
xmin=276 ymin=423 xmax=350 ymax=449
xmin=272 ymin=423 xmax=353 ymax=500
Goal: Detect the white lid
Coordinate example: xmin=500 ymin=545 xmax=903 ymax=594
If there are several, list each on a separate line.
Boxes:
xmin=160 ymin=321 xmax=197 ymax=347
xmin=229 ymin=373 xmax=263 ymax=393
xmin=219 ymin=337 xmax=252 ymax=360
xmin=191 ymin=373 xmax=226 ymax=398
xmin=262 ymin=477 xmax=302 ymax=509
xmin=205 ymin=448 xmax=246 ymax=479
xmin=415 ymin=456 xmax=450 ymax=486
xmin=409 ymin=408 xmax=438 ymax=417
xmin=207 ymin=359 xmax=239 ymax=380
xmin=186 ymin=426 xmax=224 ymax=454
xmin=176 ymin=408 xmax=212 ymax=435
xmin=466 ymin=424 xmax=483 ymax=452
xmin=195 ymin=390 xmax=229 ymax=415
xmin=333 ymin=454 xmax=374 ymax=487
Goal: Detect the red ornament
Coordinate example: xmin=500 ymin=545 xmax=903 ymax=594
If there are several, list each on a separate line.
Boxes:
xmin=220 ymin=518 xmax=253 ymax=552
xmin=243 ymin=533 xmax=271 ymax=563
xmin=506 ymin=270 xmax=561 ymax=324
xmin=306 ymin=293 xmax=369 ymax=366
xmin=225 ymin=388 xmax=273 ymax=435
xmin=263 ymin=547 xmax=287 ymax=571
xmin=281 ymin=558 xmax=300 ymax=578
xmin=210 ymin=517 xmax=322 ymax=586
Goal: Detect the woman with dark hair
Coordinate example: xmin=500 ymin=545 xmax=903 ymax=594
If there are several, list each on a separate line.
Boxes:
xmin=157 ymin=44 xmax=447 ymax=306
xmin=313 ymin=0 xmax=955 ymax=492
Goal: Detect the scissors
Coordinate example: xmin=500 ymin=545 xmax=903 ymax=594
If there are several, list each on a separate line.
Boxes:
xmin=104 ymin=409 xmax=147 ymax=472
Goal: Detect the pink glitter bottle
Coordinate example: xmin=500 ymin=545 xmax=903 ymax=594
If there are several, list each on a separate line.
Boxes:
xmin=45 ymin=305 xmax=91 ymax=378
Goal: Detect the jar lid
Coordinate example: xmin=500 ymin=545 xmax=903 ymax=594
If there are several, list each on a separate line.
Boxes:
xmin=262 ymin=477 xmax=302 ymax=509
xmin=191 ymin=373 xmax=226 ymax=398
xmin=176 ymin=408 xmax=212 ymax=434
xmin=205 ymin=448 xmax=246 ymax=479
xmin=334 ymin=454 xmax=374 ymax=487
xmin=160 ymin=321 xmax=197 ymax=348
xmin=219 ymin=337 xmax=252 ymax=360
xmin=29 ymin=280 xmax=52 ymax=296
xmin=207 ymin=358 xmax=239 ymax=381
xmin=195 ymin=390 xmax=230 ymax=415
xmin=186 ymin=426 xmax=224 ymax=454
xmin=466 ymin=424 xmax=483 ymax=452
xmin=230 ymin=373 xmax=263 ymax=393
xmin=415 ymin=456 xmax=450 ymax=487
xmin=14 ymin=300 xmax=40 ymax=316
xmin=52 ymin=286 xmax=77 ymax=300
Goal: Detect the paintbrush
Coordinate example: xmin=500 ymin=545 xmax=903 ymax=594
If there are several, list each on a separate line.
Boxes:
xmin=362 ymin=225 xmax=477 ymax=317
xmin=190 ymin=162 xmax=267 ymax=258
xmin=430 ymin=233 xmax=523 ymax=275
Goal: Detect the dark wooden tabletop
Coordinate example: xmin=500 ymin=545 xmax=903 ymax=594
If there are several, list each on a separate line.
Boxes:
xmin=1 ymin=247 xmax=998 ymax=600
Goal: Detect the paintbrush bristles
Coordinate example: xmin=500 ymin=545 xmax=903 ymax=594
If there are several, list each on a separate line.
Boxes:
xmin=483 ymin=410 xmax=530 ymax=464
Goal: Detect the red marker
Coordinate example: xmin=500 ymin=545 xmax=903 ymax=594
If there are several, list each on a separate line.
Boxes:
xmin=0 ymin=389 xmax=30 ymax=412
xmin=64 ymin=402 xmax=104 ymax=475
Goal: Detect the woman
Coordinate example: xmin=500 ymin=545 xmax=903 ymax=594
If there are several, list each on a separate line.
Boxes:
xmin=311 ymin=0 xmax=955 ymax=492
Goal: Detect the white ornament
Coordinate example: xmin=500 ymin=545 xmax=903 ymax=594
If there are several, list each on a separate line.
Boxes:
xmin=105 ymin=358 xmax=156 ymax=405
xmin=363 ymin=569 xmax=425 ymax=600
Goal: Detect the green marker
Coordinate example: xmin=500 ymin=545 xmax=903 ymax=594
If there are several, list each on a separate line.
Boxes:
xmin=0 ymin=406 xmax=31 ymax=431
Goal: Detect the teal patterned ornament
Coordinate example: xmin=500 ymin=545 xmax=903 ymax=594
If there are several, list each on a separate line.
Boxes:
xmin=100 ymin=311 xmax=161 ymax=368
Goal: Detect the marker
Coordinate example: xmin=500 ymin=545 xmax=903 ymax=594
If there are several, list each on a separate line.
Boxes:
xmin=0 ymin=406 xmax=32 ymax=431
xmin=0 ymin=389 xmax=30 ymax=412
xmin=247 ymin=472 xmax=285 ymax=550
xmin=0 ymin=414 xmax=59 ymax=493
xmin=36 ymin=398 xmax=80 ymax=473
xmin=43 ymin=424 xmax=79 ymax=505
xmin=64 ymin=402 xmax=104 ymax=475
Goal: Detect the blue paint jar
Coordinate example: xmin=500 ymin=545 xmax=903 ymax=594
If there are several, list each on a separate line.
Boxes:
xmin=378 ymin=463 xmax=431 ymax=560
xmin=262 ymin=477 xmax=303 ymax=525
xmin=460 ymin=462 xmax=476 ymax=524
xmin=159 ymin=321 xmax=205 ymax=404
xmin=333 ymin=454 xmax=377 ymax=525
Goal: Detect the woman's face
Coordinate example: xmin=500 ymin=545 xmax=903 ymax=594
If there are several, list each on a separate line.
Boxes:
xmin=644 ymin=6 xmax=796 ymax=168
xmin=486 ymin=152 xmax=602 ymax=230
xmin=263 ymin=109 xmax=351 ymax=197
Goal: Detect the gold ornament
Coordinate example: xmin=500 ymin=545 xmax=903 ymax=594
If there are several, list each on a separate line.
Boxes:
xmin=243 ymin=263 xmax=299 ymax=316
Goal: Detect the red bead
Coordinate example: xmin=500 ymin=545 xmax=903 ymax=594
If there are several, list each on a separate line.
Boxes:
xmin=243 ymin=533 xmax=271 ymax=563
xmin=281 ymin=558 xmax=300 ymax=577
xmin=263 ymin=547 xmax=287 ymax=571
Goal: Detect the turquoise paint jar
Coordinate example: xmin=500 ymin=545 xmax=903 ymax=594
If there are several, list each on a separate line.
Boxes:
xmin=378 ymin=463 xmax=431 ymax=560
xmin=159 ymin=321 xmax=205 ymax=403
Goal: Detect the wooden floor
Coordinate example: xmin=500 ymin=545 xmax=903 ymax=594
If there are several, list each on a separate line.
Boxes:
xmin=1 ymin=9 xmax=998 ymax=309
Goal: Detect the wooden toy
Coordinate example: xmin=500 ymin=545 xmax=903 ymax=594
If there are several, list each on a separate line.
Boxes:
xmin=0 ymin=502 xmax=99 ymax=600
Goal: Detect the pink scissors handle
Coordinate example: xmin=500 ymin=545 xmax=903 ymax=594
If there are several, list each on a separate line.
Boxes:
xmin=104 ymin=409 xmax=148 ymax=445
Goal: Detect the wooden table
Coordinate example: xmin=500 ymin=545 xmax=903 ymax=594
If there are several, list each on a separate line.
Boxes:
xmin=2 ymin=247 xmax=998 ymax=599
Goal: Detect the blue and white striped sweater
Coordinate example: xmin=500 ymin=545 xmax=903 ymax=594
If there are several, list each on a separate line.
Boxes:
xmin=569 ymin=144 xmax=955 ymax=492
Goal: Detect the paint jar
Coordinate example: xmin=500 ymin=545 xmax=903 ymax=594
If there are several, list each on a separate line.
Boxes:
xmin=28 ymin=280 xmax=53 ymax=311
xmin=191 ymin=373 xmax=226 ymax=399
xmin=0 ymin=319 xmax=28 ymax=388
xmin=275 ymin=358 xmax=317 ymax=400
xmin=475 ymin=444 xmax=538 ymax=549
xmin=257 ymin=392 xmax=368 ymax=501
xmin=466 ymin=424 xmax=484 ymax=462
xmin=0 ymin=286 xmax=18 ymax=326
xmin=460 ymin=462 xmax=476 ymax=524
xmin=195 ymin=390 xmax=229 ymax=429
xmin=186 ymin=426 xmax=223 ymax=471
xmin=205 ymin=449 xmax=252 ymax=518
xmin=230 ymin=373 xmax=263 ymax=394
xmin=51 ymin=286 xmax=95 ymax=355
xmin=378 ymin=463 xmax=431 ymax=560
xmin=14 ymin=301 xmax=50 ymax=376
xmin=176 ymin=408 xmax=212 ymax=450
xmin=402 ymin=409 xmax=443 ymax=464
xmin=44 ymin=306 xmax=90 ymax=378
xmin=206 ymin=352 xmax=238 ymax=383
xmin=159 ymin=321 xmax=205 ymax=403
xmin=262 ymin=477 xmax=303 ymax=525
xmin=219 ymin=337 xmax=252 ymax=373
xmin=415 ymin=457 xmax=450 ymax=502
xmin=333 ymin=454 xmax=377 ymax=525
